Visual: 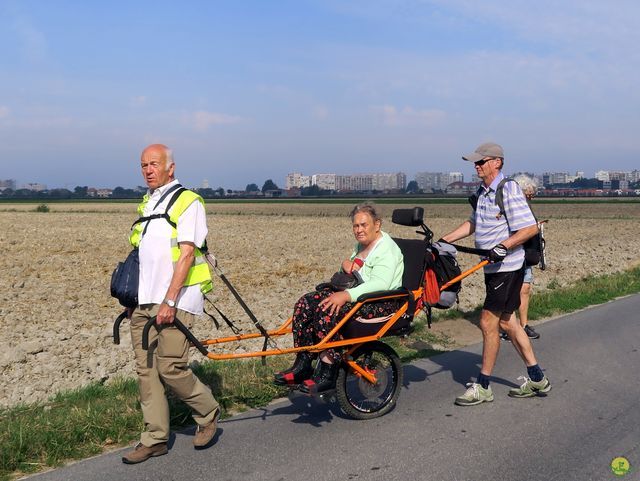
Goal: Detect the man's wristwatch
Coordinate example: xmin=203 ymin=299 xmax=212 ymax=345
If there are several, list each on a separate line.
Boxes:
xmin=163 ymin=298 xmax=176 ymax=308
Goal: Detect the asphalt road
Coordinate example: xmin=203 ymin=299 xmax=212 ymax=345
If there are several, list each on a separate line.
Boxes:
xmin=28 ymin=294 xmax=640 ymax=481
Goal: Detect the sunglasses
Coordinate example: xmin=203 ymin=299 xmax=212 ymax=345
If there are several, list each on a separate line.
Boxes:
xmin=473 ymin=158 xmax=495 ymax=166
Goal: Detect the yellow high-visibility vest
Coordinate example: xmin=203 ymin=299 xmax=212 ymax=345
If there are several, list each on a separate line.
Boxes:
xmin=129 ymin=189 xmax=212 ymax=294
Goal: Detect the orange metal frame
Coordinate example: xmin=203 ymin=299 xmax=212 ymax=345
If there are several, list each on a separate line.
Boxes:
xmin=191 ymin=260 xmax=489 ymax=372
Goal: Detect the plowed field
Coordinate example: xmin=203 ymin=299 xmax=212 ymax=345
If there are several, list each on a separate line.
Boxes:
xmin=1 ymin=200 xmax=639 ymax=407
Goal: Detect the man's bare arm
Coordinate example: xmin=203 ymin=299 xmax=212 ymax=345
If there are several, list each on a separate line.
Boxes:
xmin=441 ymin=220 xmax=475 ymax=243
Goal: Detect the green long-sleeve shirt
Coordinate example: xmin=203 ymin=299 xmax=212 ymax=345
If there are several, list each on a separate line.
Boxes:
xmin=346 ymin=231 xmax=404 ymax=302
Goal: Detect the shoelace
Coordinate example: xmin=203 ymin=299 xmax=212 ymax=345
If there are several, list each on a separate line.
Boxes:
xmin=515 ymin=375 xmax=530 ymax=389
xmin=464 ymin=382 xmax=480 ymax=398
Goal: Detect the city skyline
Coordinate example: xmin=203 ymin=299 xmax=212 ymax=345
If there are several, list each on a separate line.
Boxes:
xmin=2 ymin=1 xmax=640 ymax=189
xmin=4 ymin=167 xmax=638 ymax=193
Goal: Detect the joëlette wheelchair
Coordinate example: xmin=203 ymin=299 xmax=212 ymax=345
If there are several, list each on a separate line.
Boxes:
xmin=113 ymin=207 xmax=487 ymax=420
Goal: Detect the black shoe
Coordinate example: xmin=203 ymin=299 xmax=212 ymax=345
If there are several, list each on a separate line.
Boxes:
xmin=524 ymin=325 xmax=540 ymax=339
xmin=274 ymin=352 xmax=313 ymax=385
xmin=299 ymin=360 xmax=339 ymax=394
xmin=500 ymin=331 xmax=510 ymax=342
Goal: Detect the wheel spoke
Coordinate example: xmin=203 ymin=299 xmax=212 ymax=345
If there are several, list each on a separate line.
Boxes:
xmin=336 ymin=342 xmax=402 ymax=419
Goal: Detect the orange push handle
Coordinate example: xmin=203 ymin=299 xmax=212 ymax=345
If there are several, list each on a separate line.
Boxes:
xmin=440 ymin=260 xmax=489 ymax=291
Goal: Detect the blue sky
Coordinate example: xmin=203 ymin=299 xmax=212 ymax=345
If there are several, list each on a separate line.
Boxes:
xmin=1 ymin=0 xmax=639 ymax=189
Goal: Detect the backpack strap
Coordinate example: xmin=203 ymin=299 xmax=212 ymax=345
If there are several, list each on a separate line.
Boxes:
xmin=467 ymin=185 xmax=482 ymax=211
xmin=494 ymin=178 xmax=513 ymax=217
xmin=469 ymin=178 xmax=516 ymax=215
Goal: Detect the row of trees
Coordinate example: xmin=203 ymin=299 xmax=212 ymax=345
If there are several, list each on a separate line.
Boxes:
xmin=0 ymin=180 xmax=282 ymax=200
xmin=244 ymin=179 xmax=279 ymax=193
xmin=0 ymin=186 xmax=98 ymax=200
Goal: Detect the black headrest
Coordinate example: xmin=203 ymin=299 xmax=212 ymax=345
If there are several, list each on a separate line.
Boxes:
xmin=392 ymin=238 xmax=428 ymax=290
xmin=392 ymin=207 xmax=424 ymax=227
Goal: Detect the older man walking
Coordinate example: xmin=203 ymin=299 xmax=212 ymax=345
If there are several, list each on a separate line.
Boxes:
xmin=441 ymin=142 xmax=551 ymax=406
xmin=122 ymin=144 xmax=220 ymax=464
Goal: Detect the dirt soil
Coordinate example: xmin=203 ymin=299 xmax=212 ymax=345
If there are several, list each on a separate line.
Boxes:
xmin=1 ymin=201 xmax=639 ymax=407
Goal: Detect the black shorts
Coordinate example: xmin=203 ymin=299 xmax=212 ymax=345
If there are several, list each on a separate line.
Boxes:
xmin=483 ymin=266 xmax=525 ymax=315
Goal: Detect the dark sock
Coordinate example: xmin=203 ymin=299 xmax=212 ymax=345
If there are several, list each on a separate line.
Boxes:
xmin=527 ymin=364 xmax=544 ymax=382
xmin=477 ymin=372 xmax=490 ymax=389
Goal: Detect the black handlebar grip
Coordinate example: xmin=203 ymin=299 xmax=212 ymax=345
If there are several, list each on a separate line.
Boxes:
xmin=112 ymin=310 xmax=128 ymax=345
xmin=142 ymin=318 xmax=155 ymax=350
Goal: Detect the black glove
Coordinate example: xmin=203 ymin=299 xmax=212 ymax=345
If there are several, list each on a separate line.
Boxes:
xmin=487 ymin=243 xmax=507 ymax=263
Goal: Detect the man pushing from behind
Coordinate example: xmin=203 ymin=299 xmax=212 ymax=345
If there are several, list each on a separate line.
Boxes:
xmin=440 ymin=142 xmax=551 ymax=406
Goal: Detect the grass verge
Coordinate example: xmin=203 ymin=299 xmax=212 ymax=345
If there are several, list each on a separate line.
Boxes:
xmin=2 ymin=266 xmax=640 ymax=480
xmin=527 ymin=266 xmax=640 ymax=320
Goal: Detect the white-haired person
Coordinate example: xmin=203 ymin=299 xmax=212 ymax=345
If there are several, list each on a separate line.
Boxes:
xmin=500 ymin=174 xmax=541 ymax=341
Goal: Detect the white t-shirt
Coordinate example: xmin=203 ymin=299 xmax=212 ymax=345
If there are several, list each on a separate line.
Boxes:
xmin=138 ymin=179 xmax=208 ymax=314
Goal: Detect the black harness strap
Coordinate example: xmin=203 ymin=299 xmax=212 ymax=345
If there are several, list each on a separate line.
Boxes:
xmin=203 ymin=296 xmax=243 ymax=335
xmin=131 ymin=184 xmax=187 ymax=236
xmin=216 ymin=269 xmax=272 ymax=341
xmin=203 ymin=305 xmax=221 ymax=330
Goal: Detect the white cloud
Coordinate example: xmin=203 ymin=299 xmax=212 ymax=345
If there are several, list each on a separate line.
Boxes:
xmin=433 ymin=0 xmax=640 ymax=55
xmin=0 ymin=106 xmax=10 ymax=118
xmin=130 ymin=96 xmax=147 ymax=107
xmin=371 ymin=104 xmax=446 ymax=126
xmin=188 ymin=110 xmax=244 ymax=132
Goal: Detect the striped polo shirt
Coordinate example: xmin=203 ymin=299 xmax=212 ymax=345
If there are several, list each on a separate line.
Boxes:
xmin=469 ymin=172 xmax=536 ymax=273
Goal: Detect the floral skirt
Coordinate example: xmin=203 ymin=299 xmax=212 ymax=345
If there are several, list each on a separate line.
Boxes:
xmin=292 ymin=287 xmax=403 ymax=362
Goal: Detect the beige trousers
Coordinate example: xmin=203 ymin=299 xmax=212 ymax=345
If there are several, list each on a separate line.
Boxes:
xmin=130 ymin=304 xmax=219 ymax=447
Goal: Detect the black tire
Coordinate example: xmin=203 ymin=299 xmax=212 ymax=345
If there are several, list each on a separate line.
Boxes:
xmin=336 ymin=341 xmax=402 ymax=420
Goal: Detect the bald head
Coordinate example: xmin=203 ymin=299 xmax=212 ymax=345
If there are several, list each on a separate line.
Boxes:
xmin=140 ymin=144 xmax=175 ymax=191
xmin=142 ymin=144 xmax=174 ymax=168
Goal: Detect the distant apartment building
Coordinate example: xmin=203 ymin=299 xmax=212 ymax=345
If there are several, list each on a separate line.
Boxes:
xmin=595 ymin=170 xmax=609 ymax=181
xmin=285 ymin=172 xmax=312 ymax=189
xmin=23 ymin=182 xmax=47 ymax=191
xmin=543 ymin=172 xmax=569 ymax=185
xmin=336 ymin=174 xmax=370 ymax=191
xmin=595 ymin=170 xmax=639 ymax=184
xmin=311 ymin=173 xmax=337 ymax=190
xmin=285 ymin=171 xmax=407 ymax=192
xmin=602 ymin=180 xmax=629 ymax=190
xmin=371 ymin=172 xmax=406 ymax=191
xmin=606 ymin=170 xmax=639 ymax=182
xmin=543 ymin=171 xmax=586 ymax=186
xmin=87 ymin=188 xmax=113 ymax=198
xmin=415 ymin=171 xmax=463 ymax=192
xmin=0 ymin=179 xmax=16 ymax=191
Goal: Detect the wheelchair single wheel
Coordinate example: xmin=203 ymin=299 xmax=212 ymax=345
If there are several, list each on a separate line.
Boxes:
xmin=336 ymin=341 xmax=403 ymax=420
